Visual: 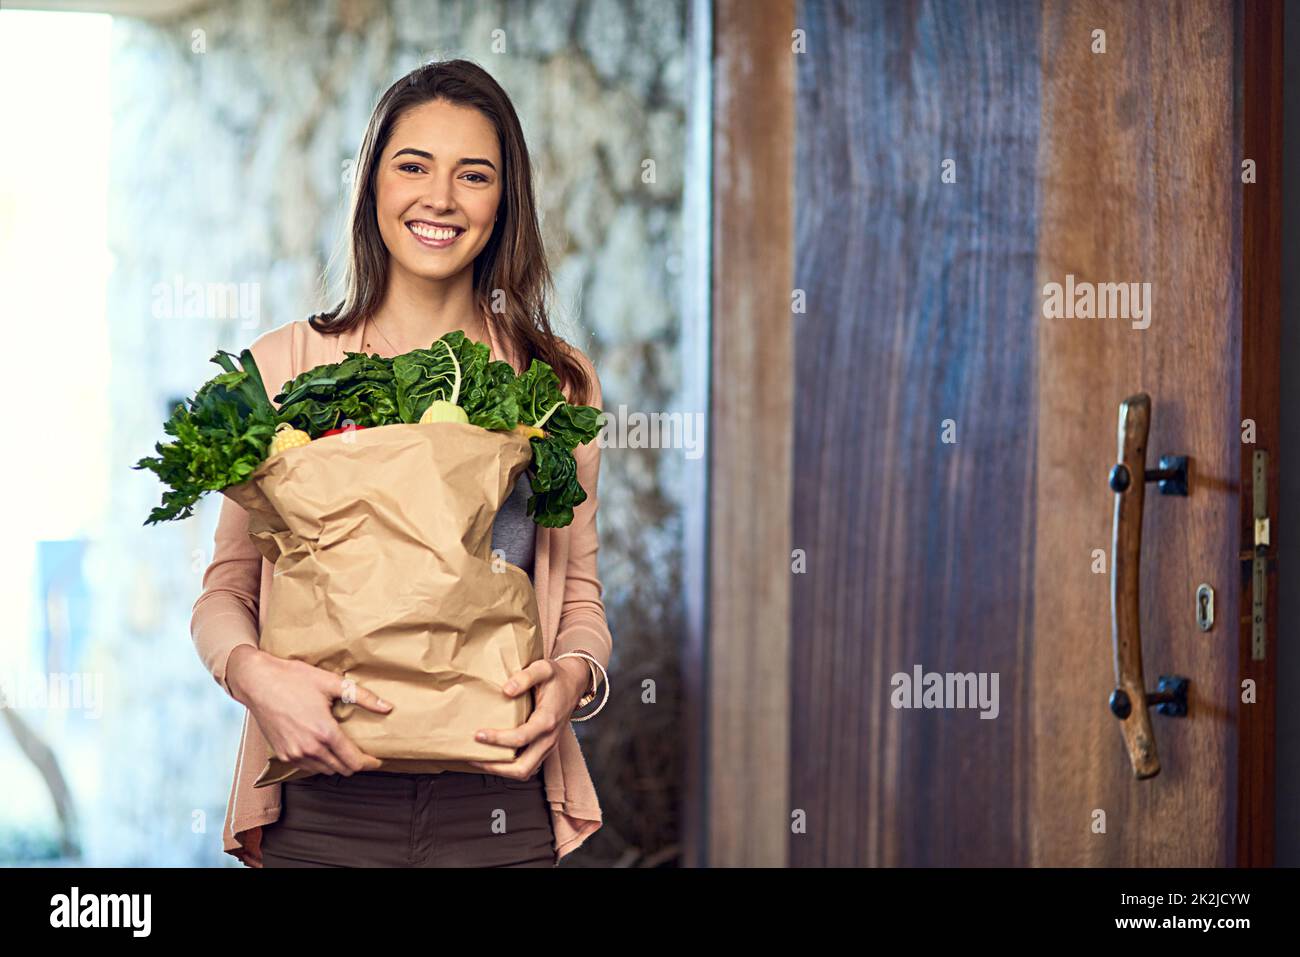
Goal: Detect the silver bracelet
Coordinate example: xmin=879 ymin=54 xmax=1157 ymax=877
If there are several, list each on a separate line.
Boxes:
xmin=556 ymin=652 xmax=598 ymax=697
xmin=553 ymin=651 xmax=609 ymax=721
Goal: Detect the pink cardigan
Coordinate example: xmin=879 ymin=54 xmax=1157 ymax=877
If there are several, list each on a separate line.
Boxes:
xmin=189 ymin=316 xmax=612 ymax=866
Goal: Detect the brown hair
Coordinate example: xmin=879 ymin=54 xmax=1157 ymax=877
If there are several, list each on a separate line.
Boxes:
xmin=310 ymin=59 xmax=592 ymax=405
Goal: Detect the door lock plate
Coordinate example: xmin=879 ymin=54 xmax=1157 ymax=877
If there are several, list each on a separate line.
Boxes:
xmin=1195 ymin=583 xmax=1214 ymax=632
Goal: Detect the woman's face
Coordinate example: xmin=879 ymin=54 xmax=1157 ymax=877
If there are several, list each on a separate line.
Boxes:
xmin=373 ymin=99 xmax=502 ymax=284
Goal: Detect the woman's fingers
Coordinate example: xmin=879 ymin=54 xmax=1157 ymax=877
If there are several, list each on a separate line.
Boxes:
xmin=318 ymin=674 xmax=386 ymax=771
xmin=298 ymin=755 xmax=342 ymax=776
xmin=282 ymin=725 xmax=372 ymax=776
xmin=277 ymin=738 xmax=346 ymax=776
xmin=468 ymin=661 xmax=572 ymax=775
xmin=478 ymin=659 xmax=574 ymax=746
xmin=268 ymin=670 xmax=387 ymax=775
xmin=500 ymin=732 xmax=552 ymax=780
xmin=501 ymin=658 xmax=554 ymax=696
xmin=278 ymin=722 xmax=348 ymax=780
xmin=469 ymin=729 xmax=556 ymax=781
xmin=329 ymin=672 xmax=395 ymax=715
xmin=477 ymin=698 xmax=560 ymax=749
xmin=321 ymin=725 xmax=383 ymax=774
xmin=245 ymin=658 xmax=386 ymax=776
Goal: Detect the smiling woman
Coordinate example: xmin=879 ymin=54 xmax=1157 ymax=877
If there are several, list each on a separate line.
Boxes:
xmin=307 ymin=60 xmax=596 ymax=409
xmin=373 ymin=99 xmax=503 ymax=314
xmin=189 ymin=58 xmax=612 ymax=869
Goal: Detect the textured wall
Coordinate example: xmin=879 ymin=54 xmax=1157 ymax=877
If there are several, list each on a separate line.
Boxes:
xmin=106 ymin=0 xmax=687 ymax=865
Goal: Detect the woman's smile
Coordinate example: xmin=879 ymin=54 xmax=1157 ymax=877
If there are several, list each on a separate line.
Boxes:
xmin=406 ymin=219 xmax=465 ymax=249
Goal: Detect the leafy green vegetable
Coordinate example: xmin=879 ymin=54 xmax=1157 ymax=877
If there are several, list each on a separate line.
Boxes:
xmin=463 ymin=358 xmax=521 ymax=431
xmin=136 ymin=329 xmax=605 ymax=527
xmin=524 ymin=433 xmax=587 ymax=527
xmin=132 ymin=349 xmax=279 ymax=524
xmin=511 ymin=359 xmax=565 ymax=431
xmin=509 ymin=358 xmax=604 ymax=527
xmin=393 ymin=331 xmax=490 ymax=423
xmin=534 ymin=399 xmax=603 ymax=451
xmin=394 ymin=340 xmax=602 ymax=524
xmin=274 ymin=351 xmax=400 ymax=434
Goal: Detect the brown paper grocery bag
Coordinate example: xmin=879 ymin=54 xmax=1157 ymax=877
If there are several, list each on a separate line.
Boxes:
xmin=221 ymin=421 xmax=542 ymax=788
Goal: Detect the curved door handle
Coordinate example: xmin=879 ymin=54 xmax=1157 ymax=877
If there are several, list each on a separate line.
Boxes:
xmin=1106 ymin=393 xmax=1190 ymax=780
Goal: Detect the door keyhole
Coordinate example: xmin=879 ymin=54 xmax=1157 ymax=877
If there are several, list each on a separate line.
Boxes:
xmin=1196 ymin=583 xmax=1215 ymax=632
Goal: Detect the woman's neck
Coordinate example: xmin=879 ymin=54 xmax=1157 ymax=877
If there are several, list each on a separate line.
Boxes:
xmin=368 ymin=267 xmax=490 ymax=353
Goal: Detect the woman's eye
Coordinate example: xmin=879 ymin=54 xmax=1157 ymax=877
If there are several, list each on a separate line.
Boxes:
xmin=396 ymin=165 xmax=486 ymax=183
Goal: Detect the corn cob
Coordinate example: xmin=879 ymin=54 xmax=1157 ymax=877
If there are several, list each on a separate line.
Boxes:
xmin=268 ymin=421 xmax=311 ymax=455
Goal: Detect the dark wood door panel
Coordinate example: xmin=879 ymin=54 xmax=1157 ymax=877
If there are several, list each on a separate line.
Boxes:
xmin=789 ymin=0 xmax=1043 ymax=866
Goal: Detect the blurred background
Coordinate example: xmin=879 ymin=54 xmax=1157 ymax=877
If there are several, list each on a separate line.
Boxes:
xmin=3 ymin=0 xmax=1296 ymax=871
xmin=0 ymin=0 xmax=699 ymax=866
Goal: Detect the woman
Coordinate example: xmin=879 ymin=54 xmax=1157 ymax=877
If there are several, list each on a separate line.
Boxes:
xmin=190 ymin=59 xmax=611 ymax=868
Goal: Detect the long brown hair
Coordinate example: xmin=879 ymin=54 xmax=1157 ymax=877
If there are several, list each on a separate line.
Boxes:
xmin=310 ymin=59 xmax=592 ymax=406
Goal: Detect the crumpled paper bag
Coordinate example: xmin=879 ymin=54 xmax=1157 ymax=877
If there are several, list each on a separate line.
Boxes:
xmin=221 ymin=421 xmax=542 ymax=788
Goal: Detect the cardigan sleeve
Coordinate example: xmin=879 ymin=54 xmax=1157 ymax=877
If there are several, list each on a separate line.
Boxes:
xmin=189 ymin=322 xmax=295 ymax=699
xmin=191 ymin=495 xmax=262 ymax=699
xmin=550 ymin=348 xmax=614 ymax=676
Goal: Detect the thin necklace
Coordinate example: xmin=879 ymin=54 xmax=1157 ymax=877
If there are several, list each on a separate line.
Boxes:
xmin=365 ymin=315 xmax=400 ymax=355
xmin=366 ymin=314 xmax=493 ymax=358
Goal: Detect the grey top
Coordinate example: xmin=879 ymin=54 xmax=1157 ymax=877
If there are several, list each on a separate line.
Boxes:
xmin=491 ymin=472 xmax=537 ymax=578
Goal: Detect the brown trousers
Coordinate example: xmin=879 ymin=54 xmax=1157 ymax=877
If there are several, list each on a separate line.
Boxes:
xmin=259 ymin=769 xmax=557 ymax=868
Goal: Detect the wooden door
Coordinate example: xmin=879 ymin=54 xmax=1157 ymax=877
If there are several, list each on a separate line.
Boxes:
xmin=1030 ymin=0 xmax=1280 ymax=868
xmin=703 ymin=0 xmax=1280 ymax=867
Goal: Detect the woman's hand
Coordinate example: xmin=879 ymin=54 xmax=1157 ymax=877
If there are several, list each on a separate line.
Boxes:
xmin=226 ymin=645 xmax=389 ymax=777
xmin=466 ymin=657 xmax=591 ymax=780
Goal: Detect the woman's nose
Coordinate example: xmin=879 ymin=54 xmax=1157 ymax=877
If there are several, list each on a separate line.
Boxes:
xmin=419 ymin=178 xmax=456 ymax=210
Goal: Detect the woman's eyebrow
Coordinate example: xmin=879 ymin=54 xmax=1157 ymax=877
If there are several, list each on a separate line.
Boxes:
xmin=391 ymin=147 xmax=496 ymax=171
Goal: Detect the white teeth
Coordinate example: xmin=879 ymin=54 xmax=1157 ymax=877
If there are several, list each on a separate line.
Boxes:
xmin=408 ymin=223 xmax=458 ymax=240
